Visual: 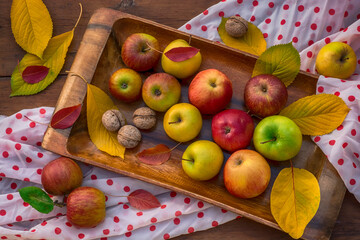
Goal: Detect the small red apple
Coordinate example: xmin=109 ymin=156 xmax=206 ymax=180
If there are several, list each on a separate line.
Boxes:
xmin=244 ymin=74 xmax=288 ymax=118
xmin=109 ymin=68 xmax=142 ymax=102
xmin=41 ymin=157 xmax=83 ymax=196
xmin=224 ymin=149 xmax=271 ymax=199
xmin=121 ymin=33 xmax=161 ymax=72
xmin=66 ymin=186 xmax=106 ymax=228
xmin=211 ymin=109 xmax=254 ymax=152
xmin=188 ymin=69 xmax=233 ymax=115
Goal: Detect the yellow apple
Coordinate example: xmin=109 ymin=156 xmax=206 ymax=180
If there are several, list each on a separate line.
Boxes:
xmin=315 ymin=42 xmax=357 ymax=79
xmin=163 ymin=103 xmax=202 ymax=142
xmin=161 ymin=39 xmax=202 ymax=79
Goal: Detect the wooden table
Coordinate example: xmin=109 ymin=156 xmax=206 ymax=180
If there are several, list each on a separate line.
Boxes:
xmin=0 ymin=1 xmax=359 ymax=239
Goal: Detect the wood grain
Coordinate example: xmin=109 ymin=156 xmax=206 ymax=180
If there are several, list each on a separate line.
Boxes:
xmin=42 ymin=8 xmax=345 ymax=240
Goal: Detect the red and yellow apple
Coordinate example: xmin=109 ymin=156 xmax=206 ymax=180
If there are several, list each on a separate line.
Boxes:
xmin=161 ymin=39 xmax=202 ymax=79
xmin=244 ymin=74 xmax=288 ymax=118
xmin=109 ymin=68 xmax=142 ymax=102
xmin=41 ymin=157 xmax=83 ymax=196
xmin=142 ymin=73 xmax=181 ymax=112
xmin=211 ymin=109 xmax=254 ymax=152
xmin=121 ymin=33 xmax=161 ymax=72
xmin=188 ymin=69 xmax=233 ymax=115
xmin=163 ymin=103 xmax=202 ymax=142
xmin=224 ymin=149 xmax=271 ymax=199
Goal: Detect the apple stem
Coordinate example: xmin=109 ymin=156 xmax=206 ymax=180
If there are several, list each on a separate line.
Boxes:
xmin=66 ymin=71 xmax=89 ymax=84
xmin=24 ymin=116 xmax=48 ymax=126
xmin=188 ymin=35 xmax=192 ymax=45
xmin=181 ymin=158 xmax=194 ymax=162
xmin=260 ymin=137 xmax=277 ymax=144
xmin=168 ymin=119 xmax=182 ymax=125
xmin=145 ymin=42 xmax=163 ymax=54
xmin=170 ymin=142 xmax=182 ymax=151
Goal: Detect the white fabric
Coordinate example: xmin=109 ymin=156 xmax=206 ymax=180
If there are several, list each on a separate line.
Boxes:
xmin=1 ymin=0 xmax=360 ymax=239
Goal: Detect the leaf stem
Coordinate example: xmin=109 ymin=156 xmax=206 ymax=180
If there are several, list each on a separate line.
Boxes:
xmin=66 ymin=71 xmax=89 ymax=84
xmin=53 ymin=200 xmax=66 ymax=208
xmin=188 ymin=34 xmax=192 ymax=45
xmin=170 ymin=142 xmax=182 ymax=151
xmin=73 ymin=3 xmax=83 ymax=30
xmin=145 ymin=42 xmax=163 ymax=54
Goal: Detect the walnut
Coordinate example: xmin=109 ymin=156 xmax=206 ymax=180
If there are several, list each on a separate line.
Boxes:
xmin=132 ymin=107 xmax=157 ymax=130
xmin=102 ymin=110 xmax=126 ymax=132
xmin=225 ymin=16 xmax=248 ymax=38
xmin=117 ymin=125 xmax=141 ymax=148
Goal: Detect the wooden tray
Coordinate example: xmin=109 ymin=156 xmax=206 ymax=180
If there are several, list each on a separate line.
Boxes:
xmin=42 ymin=8 xmax=346 ymax=240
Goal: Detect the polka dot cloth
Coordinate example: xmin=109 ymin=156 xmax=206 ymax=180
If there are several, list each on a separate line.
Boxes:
xmin=179 ymin=0 xmax=360 ymax=202
xmin=0 ymin=108 xmax=237 ymax=239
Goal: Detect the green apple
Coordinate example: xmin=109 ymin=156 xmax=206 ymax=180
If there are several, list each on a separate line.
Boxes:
xmin=163 ymin=103 xmax=202 ymax=142
xmin=253 ymin=115 xmax=302 ymax=161
xmin=109 ymin=68 xmax=142 ymax=102
xmin=182 ymin=140 xmax=224 ymax=181
xmin=315 ymin=42 xmax=357 ymax=79
xmin=142 ymin=73 xmax=181 ymax=112
xmin=161 ymin=39 xmax=202 ymax=79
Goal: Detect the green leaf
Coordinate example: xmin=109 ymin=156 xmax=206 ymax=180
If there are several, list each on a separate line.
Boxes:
xmin=252 ymin=42 xmax=300 ymax=87
xmin=271 ymin=167 xmax=320 ymax=239
xmin=10 ymin=30 xmax=74 ymax=96
xmin=11 ymin=0 xmax=53 ymax=59
xmin=19 ymin=186 xmax=54 ymax=214
xmin=218 ymin=17 xmax=266 ymax=56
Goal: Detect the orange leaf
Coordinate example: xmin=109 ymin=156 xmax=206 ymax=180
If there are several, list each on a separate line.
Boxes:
xmin=136 ymin=144 xmax=171 ymax=165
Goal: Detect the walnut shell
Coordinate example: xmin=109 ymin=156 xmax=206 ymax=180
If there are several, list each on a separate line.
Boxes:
xmin=132 ymin=107 xmax=157 ymax=130
xmin=117 ymin=125 xmax=141 ymax=148
xmin=102 ymin=110 xmax=126 ymax=132
xmin=225 ymin=16 xmax=248 ymax=38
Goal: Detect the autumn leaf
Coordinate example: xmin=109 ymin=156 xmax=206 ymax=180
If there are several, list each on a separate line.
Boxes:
xmin=51 ymin=104 xmax=82 ymax=129
xmin=87 ymin=84 xmax=125 ymax=158
xmin=252 ymin=42 xmax=300 ymax=87
xmin=10 ymin=4 xmax=82 ymax=97
xmin=19 ymin=186 xmax=54 ymax=214
xmin=218 ymin=17 xmax=266 ymax=56
xmin=164 ymin=47 xmax=200 ymax=62
xmin=271 ymin=167 xmax=320 ymax=239
xmin=280 ymin=94 xmax=350 ymax=135
xmin=22 ymin=65 xmax=49 ymax=84
xmin=11 ymin=0 xmax=53 ymax=59
xmin=127 ymin=189 xmax=161 ymax=210
xmin=136 ymin=144 xmax=171 ymax=165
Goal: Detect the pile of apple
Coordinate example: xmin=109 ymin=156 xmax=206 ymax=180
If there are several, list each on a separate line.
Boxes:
xmin=110 ymin=32 xmax=303 ymax=199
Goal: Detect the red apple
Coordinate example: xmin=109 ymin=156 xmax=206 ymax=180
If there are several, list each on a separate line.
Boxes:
xmin=244 ymin=74 xmax=288 ymax=118
xmin=211 ymin=109 xmax=254 ymax=152
xmin=142 ymin=73 xmax=181 ymax=112
xmin=188 ymin=69 xmax=233 ymax=115
xmin=66 ymin=186 xmax=106 ymax=228
xmin=224 ymin=149 xmax=271 ymax=199
xmin=121 ymin=33 xmax=161 ymax=72
xmin=109 ymin=68 xmax=142 ymax=102
xmin=41 ymin=157 xmax=83 ymax=196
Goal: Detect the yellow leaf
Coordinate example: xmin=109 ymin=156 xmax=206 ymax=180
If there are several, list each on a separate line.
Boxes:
xmin=271 ymin=167 xmax=320 ymax=239
xmin=218 ymin=17 xmax=266 ymax=56
xmin=280 ymin=94 xmax=350 ymax=136
xmin=11 ymin=0 xmax=53 ymax=59
xmin=87 ymin=84 xmax=126 ymax=158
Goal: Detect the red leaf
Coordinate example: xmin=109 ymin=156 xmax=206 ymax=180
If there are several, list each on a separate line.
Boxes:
xmin=164 ymin=47 xmax=200 ymax=62
xmin=136 ymin=144 xmax=171 ymax=165
xmin=127 ymin=189 xmax=161 ymax=210
xmin=51 ymin=104 xmax=82 ymax=129
xmin=22 ymin=66 xmax=49 ymax=84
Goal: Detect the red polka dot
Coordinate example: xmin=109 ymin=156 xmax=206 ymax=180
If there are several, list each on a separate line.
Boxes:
xmin=307 ymin=51 xmax=313 ymax=58
xmin=103 ymin=229 xmax=110 ymax=235
xmin=311 ymin=23 xmax=317 ymax=30
xmin=39 ymin=108 xmax=46 ymax=114
xmin=0 ymin=173 xmax=5 ymax=177
xmin=354 ymin=152 xmax=359 ymax=158
xmin=106 ymin=179 xmax=113 ymax=185
xmin=334 ymin=91 xmax=340 ymax=96
xmin=265 ymin=18 xmax=271 ymax=24
xmin=197 ymin=212 xmax=204 ymax=218
xmin=295 ymin=21 xmax=301 ymax=27
xmin=283 ymin=4 xmax=289 ymax=10
xmin=314 ymin=136 xmax=321 ymax=142
xmin=358 ymin=14 xmax=360 ymax=19
xmin=280 ymin=19 xmax=286 ymax=25
xmin=91 ymin=174 xmax=97 ymax=180
xmin=2 ymin=151 xmax=9 ymax=158
xmin=163 ymin=233 xmax=170 ymax=240
xmin=78 ymin=233 xmax=85 ymax=239
xmin=184 ymin=197 xmax=191 ymax=204
xmin=198 ymin=201 xmax=204 ymax=208
xmin=7 ymin=194 xmax=13 ymax=200
xmin=20 ymin=136 xmax=28 ymax=141
xmin=16 ymin=216 xmax=22 ymax=222
xmin=41 ymin=221 xmax=47 ymax=226
xmin=11 ymin=183 xmax=17 ymax=189
xmin=174 ymin=218 xmax=180 ymax=225
xmin=338 ymin=159 xmax=344 ymax=165
xmin=342 ymin=142 xmax=348 ymax=148
xmin=136 ymin=212 xmax=143 ymax=216
xmin=23 ymin=201 xmax=29 ymax=206
xmin=37 ymin=152 xmax=43 ymax=158
xmin=219 ymin=11 xmax=224 ymax=17
xmin=237 ymin=0 xmax=243 ymax=4
xmin=6 ymin=128 xmax=12 ymax=134
xmin=161 ymin=204 xmax=167 ymax=209
xmin=292 ymin=37 xmax=298 ymax=43
xmin=329 ymin=9 xmax=335 ymax=15
xmin=55 ymin=227 xmax=62 ymax=234
xmin=343 ymin=27 xmax=348 ymax=32
xmin=188 ymin=227 xmax=194 ymax=233
xmin=308 ymin=40 xmax=314 ymax=46
xmin=326 ymin=26 xmax=332 ymax=32
xmin=114 ymin=216 xmax=119 ymax=223
xmin=268 ymin=2 xmax=274 ymax=8
xmin=353 ymin=163 xmax=357 ymax=168
xmin=123 ymin=204 xmax=129 ymax=209
xmin=151 ymin=217 xmax=157 ymax=223
xmin=15 ymin=144 xmax=21 ymax=150
xmin=16 ymin=113 xmax=22 ymax=119
xmin=12 ymin=165 xmax=19 ymax=171
xmin=329 ymin=140 xmax=336 ymax=145
xmin=318 ymin=86 xmax=324 ymax=93
xmin=358 ymin=26 xmax=360 ymax=32
xmin=37 ymin=169 xmax=42 ymax=175
xmin=221 ymin=209 xmax=228 ymax=213
xmin=350 ymin=179 xmax=356 ymax=185
xmin=250 ymin=16 xmax=256 ymax=22
xmin=263 ymin=33 xmax=268 ymax=38
xmin=170 ymin=191 xmax=177 ymax=197
xmin=298 ymin=5 xmax=304 ymax=12
xmin=344 ymin=11 xmax=348 ymax=17
xmin=66 ymin=222 xmax=72 ymax=227
xmin=277 ymin=34 xmax=283 ymax=40
xmin=15 ymin=235 xmax=21 ymax=238
xmin=29 ymin=122 xmax=36 ymax=128
xmin=175 ymin=210 xmax=182 ymax=216
xmin=212 ymin=221 xmax=219 ymax=227
xmin=337 ymin=125 xmax=344 ymax=131
xmin=351 ymin=129 xmax=357 ymax=136
xmin=325 ymin=37 xmax=331 ymax=44
xmin=30 ymin=229 xmax=36 ymax=233
xmin=203 ymin=10 xmax=208 ymax=15
xmin=124 ymin=186 xmax=130 ymax=192
xmin=0 ymin=210 xmax=6 ymax=216
xmin=150 ymin=225 xmax=156 ymax=231
xmin=125 ymin=232 xmax=132 ymax=238
xmin=201 ymin=25 xmax=207 ymax=31
xmin=253 ymin=1 xmax=258 ymax=7
xmin=314 ymin=7 xmax=320 ymax=13
xmin=185 ymin=24 xmax=191 ymax=30
xmin=348 ymin=96 xmax=355 ymax=102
